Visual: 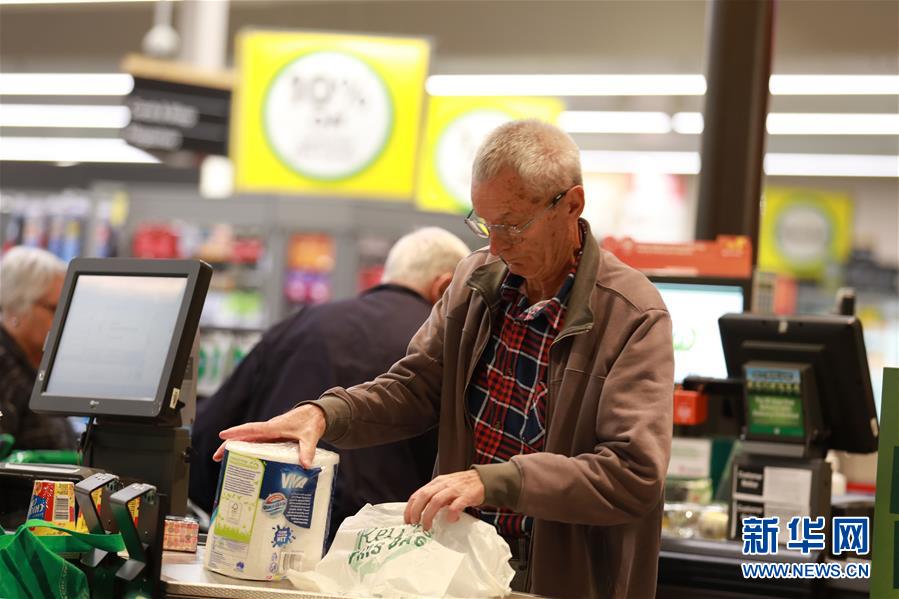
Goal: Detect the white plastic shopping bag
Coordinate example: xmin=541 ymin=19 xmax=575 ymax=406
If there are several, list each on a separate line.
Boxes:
xmin=286 ymin=502 xmax=514 ymax=598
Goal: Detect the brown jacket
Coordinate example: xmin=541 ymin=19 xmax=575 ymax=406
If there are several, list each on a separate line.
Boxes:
xmin=314 ymin=224 xmax=674 ymax=598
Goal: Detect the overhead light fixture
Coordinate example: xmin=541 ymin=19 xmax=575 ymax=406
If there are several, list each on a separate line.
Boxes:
xmin=559 ymin=111 xmax=672 ymax=134
xmin=580 ymin=150 xmax=701 ymax=175
xmin=671 ymin=112 xmax=704 ymax=135
xmin=426 ymin=74 xmax=899 ymax=97
xmin=0 ymin=137 xmax=159 ymax=163
xmin=0 ymin=137 xmax=892 ymax=176
xmin=0 ymin=74 xmax=134 ymax=96
xmin=579 ymin=150 xmax=899 ymax=178
xmin=764 ymin=153 xmax=899 ymax=177
xmin=767 ymin=113 xmax=899 ymax=135
xmin=0 ymin=0 xmax=165 ymax=4
xmin=3 ymin=72 xmax=894 ymax=98
xmin=0 ymin=104 xmax=131 ymax=128
xmin=672 ymin=112 xmax=899 ymax=135
xmin=770 ymin=75 xmax=899 ymax=95
xmin=426 ymin=74 xmax=707 ymax=96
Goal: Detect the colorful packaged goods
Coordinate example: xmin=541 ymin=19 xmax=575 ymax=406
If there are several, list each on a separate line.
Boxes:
xmin=27 ymin=480 xmax=75 ymax=535
xmin=164 ymin=516 xmax=200 ymax=553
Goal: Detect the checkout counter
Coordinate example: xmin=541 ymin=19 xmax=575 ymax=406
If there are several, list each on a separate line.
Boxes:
xmin=656 ymin=307 xmax=878 ymax=598
xmin=159 ymin=545 xmax=539 ymax=599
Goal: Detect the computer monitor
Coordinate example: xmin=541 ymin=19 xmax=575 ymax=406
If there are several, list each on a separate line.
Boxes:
xmin=651 ymin=277 xmax=749 ymax=383
xmin=30 ymin=258 xmax=212 ymax=423
xmin=719 ymin=312 xmax=879 ymax=454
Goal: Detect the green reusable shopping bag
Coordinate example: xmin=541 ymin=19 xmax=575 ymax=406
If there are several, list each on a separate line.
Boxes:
xmin=0 ymin=519 xmax=125 ymax=599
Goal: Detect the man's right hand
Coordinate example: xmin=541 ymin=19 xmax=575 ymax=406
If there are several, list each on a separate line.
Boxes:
xmin=212 ymin=404 xmax=327 ymax=469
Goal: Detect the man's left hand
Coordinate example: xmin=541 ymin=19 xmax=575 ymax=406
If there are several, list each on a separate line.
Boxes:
xmin=405 ymin=470 xmax=486 ymax=531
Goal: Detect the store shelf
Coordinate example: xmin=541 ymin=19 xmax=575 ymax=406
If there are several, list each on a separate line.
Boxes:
xmin=114 ymin=185 xmax=479 ymax=326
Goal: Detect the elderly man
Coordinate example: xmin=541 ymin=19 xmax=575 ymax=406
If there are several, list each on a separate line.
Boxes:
xmin=216 ymin=120 xmax=673 ymax=598
xmin=0 ymin=246 xmax=75 ymax=450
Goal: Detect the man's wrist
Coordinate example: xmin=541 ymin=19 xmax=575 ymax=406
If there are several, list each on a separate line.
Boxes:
xmin=298 ymin=395 xmax=351 ymax=442
xmin=471 ymin=461 xmax=522 ymax=509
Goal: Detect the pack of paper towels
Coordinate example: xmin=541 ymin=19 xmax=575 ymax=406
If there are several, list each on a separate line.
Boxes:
xmin=204 ymin=441 xmax=339 ymax=580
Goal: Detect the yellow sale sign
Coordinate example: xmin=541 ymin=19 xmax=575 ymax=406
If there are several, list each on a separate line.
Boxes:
xmin=416 ymin=96 xmax=564 ymax=214
xmin=759 ymin=187 xmax=854 ymax=280
xmin=231 ymin=30 xmax=430 ymax=199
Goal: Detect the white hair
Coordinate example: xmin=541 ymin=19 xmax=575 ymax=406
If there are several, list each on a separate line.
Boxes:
xmin=0 ymin=246 xmax=66 ymax=315
xmin=381 ymin=227 xmax=470 ymax=290
xmin=472 ymin=118 xmax=583 ymax=200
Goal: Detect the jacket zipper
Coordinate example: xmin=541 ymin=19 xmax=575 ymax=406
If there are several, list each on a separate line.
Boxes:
xmin=524 ymin=324 xmax=591 ymax=591
xmin=544 ymin=324 xmax=592 ymax=432
xmin=525 ymin=526 xmax=536 ymax=591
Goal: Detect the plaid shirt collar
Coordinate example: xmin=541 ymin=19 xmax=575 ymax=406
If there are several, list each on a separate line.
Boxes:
xmin=498 ymin=219 xmax=587 ymax=329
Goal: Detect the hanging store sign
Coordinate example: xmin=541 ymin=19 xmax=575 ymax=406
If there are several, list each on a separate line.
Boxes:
xmin=415 ymin=96 xmax=564 ymax=214
xmin=758 ymin=187 xmax=853 ymax=280
xmin=600 ymin=235 xmax=753 ymax=279
xmin=231 ymin=30 xmax=430 ymax=199
xmin=121 ymin=54 xmax=232 ymax=157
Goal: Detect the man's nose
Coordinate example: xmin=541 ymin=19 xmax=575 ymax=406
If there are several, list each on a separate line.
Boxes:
xmin=489 ymin=234 xmax=511 ymax=256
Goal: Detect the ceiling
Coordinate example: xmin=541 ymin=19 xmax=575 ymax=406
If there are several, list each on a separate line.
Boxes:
xmin=1 ymin=0 xmax=896 ymax=74
xmin=0 ymin=0 xmax=897 ymax=163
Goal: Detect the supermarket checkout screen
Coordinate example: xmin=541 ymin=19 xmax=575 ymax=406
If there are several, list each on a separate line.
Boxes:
xmin=653 ymin=282 xmax=745 ymax=383
xmin=45 ymin=274 xmax=188 ymax=401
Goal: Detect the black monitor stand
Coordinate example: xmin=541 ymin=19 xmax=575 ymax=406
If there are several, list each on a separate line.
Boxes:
xmin=83 ymin=421 xmax=190 ymax=517
xmin=80 ymin=336 xmax=197 ymax=517
xmin=729 ymin=361 xmax=832 ymax=545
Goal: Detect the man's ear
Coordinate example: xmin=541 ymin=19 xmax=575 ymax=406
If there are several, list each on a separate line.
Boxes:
xmin=428 ymin=272 xmax=454 ymax=304
xmin=567 ymin=185 xmax=586 ymax=218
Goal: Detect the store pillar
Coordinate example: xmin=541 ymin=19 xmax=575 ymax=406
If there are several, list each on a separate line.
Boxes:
xmin=695 ymin=0 xmax=774 ymax=265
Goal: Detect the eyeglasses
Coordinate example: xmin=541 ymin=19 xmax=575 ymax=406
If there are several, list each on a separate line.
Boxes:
xmin=465 ymin=186 xmax=573 ymax=239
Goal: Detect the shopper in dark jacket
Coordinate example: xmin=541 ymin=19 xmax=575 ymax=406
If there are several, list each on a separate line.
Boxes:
xmin=0 ymin=246 xmax=75 ymax=451
xmin=189 ymin=227 xmax=471 ymax=538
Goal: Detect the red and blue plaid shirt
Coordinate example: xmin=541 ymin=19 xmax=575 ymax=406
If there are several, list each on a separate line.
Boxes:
xmin=467 ymin=238 xmax=583 ymax=537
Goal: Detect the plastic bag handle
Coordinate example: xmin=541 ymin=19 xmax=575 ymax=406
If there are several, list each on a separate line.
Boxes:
xmin=0 ymin=519 xmax=125 ymax=554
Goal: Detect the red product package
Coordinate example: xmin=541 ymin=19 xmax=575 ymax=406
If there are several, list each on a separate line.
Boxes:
xmin=27 ymin=480 xmax=76 ymax=535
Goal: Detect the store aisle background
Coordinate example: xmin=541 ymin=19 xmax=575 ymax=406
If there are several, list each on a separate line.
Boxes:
xmin=0 ymin=0 xmax=896 ymax=421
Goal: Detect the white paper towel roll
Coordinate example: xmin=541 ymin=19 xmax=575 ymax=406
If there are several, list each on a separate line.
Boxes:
xmin=204 ymin=441 xmax=339 ymax=581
